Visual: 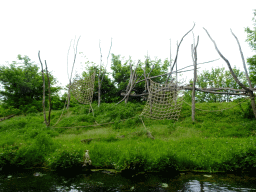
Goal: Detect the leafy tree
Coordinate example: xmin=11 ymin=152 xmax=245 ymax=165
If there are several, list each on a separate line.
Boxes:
xmin=247 ymin=55 xmax=256 ymax=86
xmin=184 ymin=67 xmax=248 ymax=102
xmin=82 ymin=65 xmax=118 ymax=103
xmin=245 ymin=9 xmax=256 ymax=86
xmin=111 ymin=54 xmax=169 ymax=102
xmin=245 ymin=9 xmax=256 ymax=51
xmin=69 ymin=54 xmax=170 ymax=104
xmin=0 ymin=55 xmax=61 ymax=112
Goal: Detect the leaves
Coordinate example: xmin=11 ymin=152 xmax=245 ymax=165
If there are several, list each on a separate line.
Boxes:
xmin=0 ymin=55 xmax=61 ymax=111
xmin=184 ymin=67 xmax=248 ymax=102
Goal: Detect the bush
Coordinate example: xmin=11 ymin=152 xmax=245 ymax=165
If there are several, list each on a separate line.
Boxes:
xmin=12 ymin=133 xmax=56 ymax=168
xmin=47 ymin=146 xmax=83 ymax=171
xmin=0 ymin=105 xmax=21 ymax=117
xmin=243 ymin=100 xmax=255 ymax=119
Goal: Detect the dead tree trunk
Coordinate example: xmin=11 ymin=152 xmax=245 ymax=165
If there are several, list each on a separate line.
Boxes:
xmin=98 ymin=38 xmax=112 ymax=107
xmin=204 ymin=28 xmax=256 ymax=119
xmin=38 ymin=51 xmax=52 ymax=127
xmin=45 ymin=60 xmax=51 ymax=126
xmin=191 ymin=36 xmax=199 ymax=122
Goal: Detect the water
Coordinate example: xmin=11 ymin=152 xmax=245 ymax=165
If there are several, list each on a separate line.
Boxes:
xmin=0 ymin=169 xmax=256 ymax=191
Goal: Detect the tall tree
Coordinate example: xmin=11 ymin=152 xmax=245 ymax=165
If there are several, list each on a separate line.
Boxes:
xmin=81 ymin=65 xmax=118 ymax=103
xmin=0 ymin=55 xmax=60 ymax=111
xmin=245 ymin=9 xmax=256 ymax=86
xmin=245 ymin=9 xmax=256 ymax=51
xmin=184 ymin=67 xmax=248 ymax=102
xmin=111 ymin=54 xmax=169 ymax=102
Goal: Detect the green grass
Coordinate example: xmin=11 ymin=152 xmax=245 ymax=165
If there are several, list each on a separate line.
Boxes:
xmin=0 ymin=100 xmax=256 ymax=173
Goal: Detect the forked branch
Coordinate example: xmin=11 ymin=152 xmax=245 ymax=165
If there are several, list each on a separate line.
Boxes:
xmin=203 ymin=27 xmax=256 ymax=119
xmin=166 ymin=23 xmax=195 ymax=82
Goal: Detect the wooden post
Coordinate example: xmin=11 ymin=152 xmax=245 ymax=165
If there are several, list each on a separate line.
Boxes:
xmin=38 ymin=51 xmax=52 ymax=127
xmin=38 ymin=51 xmax=47 ymax=125
xmin=191 ymin=36 xmax=199 ymax=122
xmin=191 ymin=44 xmax=196 ymax=122
xmin=45 ymin=60 xmax=51 ymax=126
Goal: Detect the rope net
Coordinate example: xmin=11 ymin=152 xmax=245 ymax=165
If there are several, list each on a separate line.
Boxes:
xmin=141 ymin=79 xmax=184 ymax=120
xmin=70 ymin=72 xmax=95 ymax=105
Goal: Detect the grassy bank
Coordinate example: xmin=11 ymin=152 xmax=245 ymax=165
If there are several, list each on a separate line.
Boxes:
xmin=0 ymin=100 xmax=256 ymax=173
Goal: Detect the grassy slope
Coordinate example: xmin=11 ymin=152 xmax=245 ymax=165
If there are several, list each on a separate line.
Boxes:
xmin=0 ymin=100 xmax=256 ymax=173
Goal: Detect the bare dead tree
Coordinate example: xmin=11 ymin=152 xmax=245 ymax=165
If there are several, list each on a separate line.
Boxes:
xmin=98 ymin=38 xmax=112 ymax=107
xmin=38 ymin=51 xmax=52 ymax=127
xmin=98 ymin=40 xmax=103 ymax=107
xmin=166 ymin=23 xmax=195 ymax=82
xmin=125 ymin=61 xmax=138 ymax=103
xmin=191 ymin=34 xmax=199 ymax=121
xmin=115 ymin=60 xmax=144 ymax=105
xmin=67 ymin=36 xmax=81 ymax=109
xmin=203 ymin=28 xmax=256 ymax=119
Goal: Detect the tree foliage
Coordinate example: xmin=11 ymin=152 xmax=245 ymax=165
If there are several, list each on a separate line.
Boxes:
xmin=245 ymin=9 xmax=256 ymax=51
xmin=184 ymin=67 xmax=248 ymax=103
xmin=247 ymin=55 xmax=256 ymax=86
xmin=82 ymin=65 xmax=118 ymax=103
xmin=245 ymin=9 xmax=256 ymax=86
xmin=0 ymin=55 xmax=61 ymax=112
xmin=111 ymin=54 xmax=169 ymax=102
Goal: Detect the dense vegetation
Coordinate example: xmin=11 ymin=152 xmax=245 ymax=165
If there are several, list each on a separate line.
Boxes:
xmin=0 ymin=99 xmax=255 ymax=173
xmin=0 ymin=9 xmax=256 ymax=175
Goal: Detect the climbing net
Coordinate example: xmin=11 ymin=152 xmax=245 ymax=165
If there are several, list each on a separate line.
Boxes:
xmin=141 ymin=79 xmax=184 ymax=120
xmin=70 ymin=72 xmax=96 ymax=105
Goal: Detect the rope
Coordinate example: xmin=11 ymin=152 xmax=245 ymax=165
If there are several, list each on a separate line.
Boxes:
xmin=141 ymin=79 xmax=184 ymax=120
xmin=183 ymin=98 xmax=250 ymax=112
xmin=53 ymin=72 xmax=95 ymax=127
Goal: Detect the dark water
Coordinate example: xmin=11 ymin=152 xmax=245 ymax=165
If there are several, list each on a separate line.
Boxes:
xmin=0 ymin=169 xmax=256 ymax=191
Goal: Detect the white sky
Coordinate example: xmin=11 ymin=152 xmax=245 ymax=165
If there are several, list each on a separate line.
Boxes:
xmin=0 ymin=0 xmax=255 ymax=94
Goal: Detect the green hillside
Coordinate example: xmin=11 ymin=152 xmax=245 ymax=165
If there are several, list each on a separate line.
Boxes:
xmin=0 ymin=100 xmax=256 ymax=174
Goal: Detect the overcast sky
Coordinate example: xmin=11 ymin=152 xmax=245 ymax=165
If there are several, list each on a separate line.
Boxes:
xmin=0 ymin=0 xmax=255 ymax=94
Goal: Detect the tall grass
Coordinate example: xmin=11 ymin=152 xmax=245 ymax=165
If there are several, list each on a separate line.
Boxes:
xmin=0 ymin=100 xmax=256 ymax=173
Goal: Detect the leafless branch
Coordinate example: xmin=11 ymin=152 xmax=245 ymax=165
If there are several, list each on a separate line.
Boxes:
xmin=166 ymin=23 xmax=195 ymax=82
xmin=230 ymin=29 xmax=252 ymax=89
xmin=67 ymin=39 xmax=72 ymax=80
xmin=203 ymin=28 xmax=250 ymax=92
xmin=204 ymin=27 xmax=256 ymax=118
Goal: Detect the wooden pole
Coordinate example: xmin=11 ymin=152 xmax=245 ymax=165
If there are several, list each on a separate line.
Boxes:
xmin=191 ymin=44 xmax=196 ymax=122
xmin=191 ymin=36 xmax=199 ymax=122
xmin=45 ymin=60 xmax=51 ymax=126
xmin=98 ymin=40 xmax=102 ymax=107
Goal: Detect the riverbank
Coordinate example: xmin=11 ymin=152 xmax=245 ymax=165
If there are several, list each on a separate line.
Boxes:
xmin=0 ymin=101 xmax=256 ymax=174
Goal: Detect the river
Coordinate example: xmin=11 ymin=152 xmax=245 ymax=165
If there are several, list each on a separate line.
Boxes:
xmin=0 ymin=169 xmax=256 ymax=191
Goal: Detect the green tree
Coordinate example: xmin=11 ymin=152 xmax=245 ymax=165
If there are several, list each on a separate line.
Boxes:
xmin=247 ymin=55 xmax=256 ymax=86
xmin=0 ymin=55 xmax=61 ymax=112
xmin=245 ymin=9 xmax=256 ymax=51
xmin=184 ymin=67 xmax=248 ymax=102
xmin=245 ymin=9 xmax=256 ymax=86
xmin=82 ymin=65 xmax=118 ymax=103
xmin=111 ymin=54 xmax=169 ymax=102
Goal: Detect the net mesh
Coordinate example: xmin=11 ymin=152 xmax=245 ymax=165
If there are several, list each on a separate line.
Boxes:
xmin=70 ymin=72 xmax=95 ymax=105
xmin=141 ymin=79 xmax=184 ymax=120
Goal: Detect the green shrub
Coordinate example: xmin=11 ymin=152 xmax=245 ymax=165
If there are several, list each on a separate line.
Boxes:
xmin=221 ymin=147 xmax=256 ymax=172
xmin=12 ymin=133 xmax=56 ymax=168
xmin=47 ymin=147 xmax=83 ymax=170
xmin=243 ymin=100 xmax=255 ymax=119
xmin=0 ymin=105 xmax=21 ymax=117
